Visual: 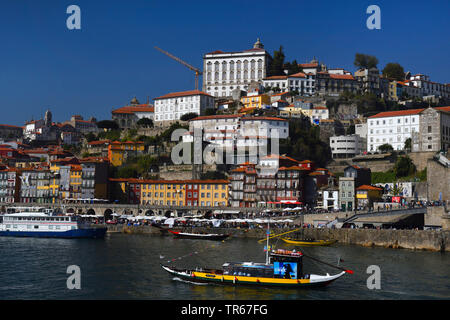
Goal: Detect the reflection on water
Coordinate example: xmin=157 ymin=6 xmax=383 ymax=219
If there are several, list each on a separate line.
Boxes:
xmin=0 ymin=233 xmax=449 ymax=300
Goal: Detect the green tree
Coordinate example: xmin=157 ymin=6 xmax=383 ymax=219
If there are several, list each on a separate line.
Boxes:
xmin=180 ymin=112 xmax=198 ymax=121
xmin=136 ymin=117 xmax=153 ymax=128
xmin=84 ymin=132 xmax=97 ymax=142
xmin=404 ymin=138 xmax=412 ymax=151
xmin=97 ymin=120 xmax=119 ymax=130
xmin=285 ymin=59 xmax=302 ymax=75
xmin=160 ymin=122 xmax=188 ymax=142
xmin=394 ymin=156 xmax=416 ymax=178
xmin=136 ymin=154 xmax=158 ymax=175
xmin=382 ymin=63 xmax=405 ymax=81
xmin=268 ymin=46 xmax=285 ymax=76
xmin=284 ymin=117 xmax=332 ymax=167
xmin=354 ymin=53 xmax=378 ymax=69
xmin=98 ymin=130 xmax=121 ymax=141
xmin=378 ymin=143 xmax=394 ymax=153
xmin=117 ymin=166 xmax=138 ymax=179
xmin=204 ymin=108 xmax=216 ymax=116
xmin=346 ymin=124 xmax=355 ymax=135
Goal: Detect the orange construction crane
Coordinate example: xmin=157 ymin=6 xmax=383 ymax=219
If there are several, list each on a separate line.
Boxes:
xmin=154 ymin=46 xmax=203 ymax=91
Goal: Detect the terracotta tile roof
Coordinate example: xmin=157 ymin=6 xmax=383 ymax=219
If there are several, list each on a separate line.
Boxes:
xmin=205 ymin=50 xmax=225 ymax=55
xmin=112 ymin=104 xmax=154 ymax=114
xmin=271 ymin=91 xmax=290 ymax=96
xmin=241 ymin=116 xmax=287 ymax=121
xmin=356 ymin=185 xmax=383 ymax=191
xmin=0 ymin=124 xmax=22 ymax=129
xmin=264 ymin=75 xmax=288 ymax=80
xmin=154 ymin=90 xmax=212 ymax=100
xmin=436 ymin=106 xmax=450 ymax=113
xmin=299 ymin=63 xmax=318 ymax=68
xmin=368 ymin=108 xmax=425 ymax=118
xmin=129 ymin=179 xmax=229 ymax=184
xmin=329 ymin=74 xmax=354 ymax=80
xmin=190 ymin=114 xmax=242 ymax=121
xmin=88 ymin=140 xmax=111 ymax=146
xmin=262 ymin=154 xmax=301 ymax=163
xmin=289 ymin=72 xmax=307 ymax=78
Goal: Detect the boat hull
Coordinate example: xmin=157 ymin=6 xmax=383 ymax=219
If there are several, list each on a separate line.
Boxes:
xmin=162 ymin=265 xmax=345 ymax=288
xmin=169 ymin=230 xmax=229 ymax=241
xmin=0 ymin=227 xmax=107 ymax=239
xmin=281 ymin=238 xmax=337 ymax=246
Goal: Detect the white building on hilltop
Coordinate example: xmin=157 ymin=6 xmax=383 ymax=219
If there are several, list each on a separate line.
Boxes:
xmin=262 ymin=72 xmax=316 ymax=96
xmin=153 ymin=90 xmax=214 ymax=125
xmin=367 ymin=109 xmax=422 ymax=152
xmin=408 ymin=74 xmax=450 ymax=99
xmin=202 ymin=38 xmax=272 ymax=98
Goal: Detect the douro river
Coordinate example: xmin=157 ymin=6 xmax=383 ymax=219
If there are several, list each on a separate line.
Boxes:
xmin=0 ymin=233 xmax=449 ymax=299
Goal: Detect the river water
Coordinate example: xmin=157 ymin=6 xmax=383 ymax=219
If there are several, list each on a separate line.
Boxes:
xmin=0 ymin=233 xmax=449 ymax=300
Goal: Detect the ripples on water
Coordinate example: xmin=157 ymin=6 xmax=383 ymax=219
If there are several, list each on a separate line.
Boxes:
xmin=0 ymin=233 xmax=449 ymax=300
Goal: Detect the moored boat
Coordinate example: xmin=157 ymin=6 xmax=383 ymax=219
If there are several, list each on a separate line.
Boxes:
xmin=0 ymin=208 xmax=107 ymax=239
xmin=281 ymin=238 xmax=337 ymax=246
xmin=168 ymin=229 xmax=230 ymax=241
xmin=162 ymin=221 xmax=352 ymax=288
xmin=162 ymin=248 xmax=350 ymax=288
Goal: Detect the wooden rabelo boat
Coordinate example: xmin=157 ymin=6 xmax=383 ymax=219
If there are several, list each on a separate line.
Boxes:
xmin=162 ymin=224 xmax=352 ymax=288
xmin=168 ymin=229 xmax=230 ymax=241
xmin=162 ymin=248 xmax=351 ymax=288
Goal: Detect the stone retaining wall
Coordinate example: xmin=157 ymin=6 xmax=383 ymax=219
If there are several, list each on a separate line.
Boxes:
xmin=107 ymin=225 xmax=449 ymax=252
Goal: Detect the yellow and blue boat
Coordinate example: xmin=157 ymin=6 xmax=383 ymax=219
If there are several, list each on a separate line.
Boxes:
xmin=162 ymin=248 xmax=351 ymax=288
xmin=281 ymin=238 xmax=337 ymax=246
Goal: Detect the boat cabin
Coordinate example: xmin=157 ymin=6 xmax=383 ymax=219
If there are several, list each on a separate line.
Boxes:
xmin=221 ymin=249 xmax=304 ymax=280
xmin=269 ymin=249 xmax=303 ymax=280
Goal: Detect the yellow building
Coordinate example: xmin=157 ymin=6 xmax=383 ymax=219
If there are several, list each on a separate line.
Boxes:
xmin=356 ymin=185 xmax=383 ymax=209
xmin=139 ymin=179 xmax=229 ymax=207
xmin=108 ymin=141 xmax=145 ymax=167
xmin=279 ymin=105 xmax=304 ymax=118
xmin=69 ymin=164 xmax=82 ymax=199
xmin=140 ymin=180 xmax=186 ymax=206
xmin=196 ymin=180 xmax=229 ymax=207
xmin=240 ymin=94 xmax=271 ymax=110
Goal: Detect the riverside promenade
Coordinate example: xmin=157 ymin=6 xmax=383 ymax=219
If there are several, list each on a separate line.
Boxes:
xmin=107 ymin=224 xmax=450 ymax=252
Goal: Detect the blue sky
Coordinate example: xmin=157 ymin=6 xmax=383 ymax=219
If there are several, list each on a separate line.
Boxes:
xmin=0 ymin=0 xmax=449 ymax=126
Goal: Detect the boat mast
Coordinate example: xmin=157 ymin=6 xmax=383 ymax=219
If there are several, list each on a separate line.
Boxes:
xmin=265 ymin=219 xmax=270 ymax=265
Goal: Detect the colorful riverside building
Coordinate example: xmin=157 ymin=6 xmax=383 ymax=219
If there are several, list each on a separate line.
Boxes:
xmin=229 ymin=155 xmax=316 ymax=208
xmin=109 ymin=179 xmax=229 ymax=207
xmin=80 ymin=157 xmax=109 ymax=200
xmin=107 ymin=141 xmax=145 ymax=167
xmin=0 ymin=166 xmax=21 ymax=203
xmin=18 ymin=165 xmax=59 ymax=204
xmin=69 ymin=164 xmax=82 ymax=200
xmin=356 ymin=185 xmax=383 ymax=210
xmin=49 ymin=157 xmax=81 ymax=202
